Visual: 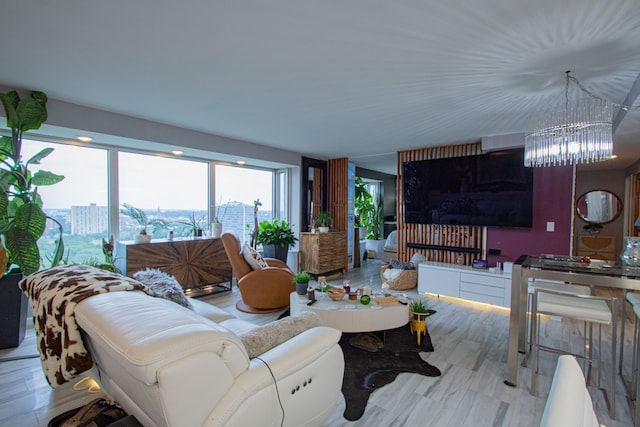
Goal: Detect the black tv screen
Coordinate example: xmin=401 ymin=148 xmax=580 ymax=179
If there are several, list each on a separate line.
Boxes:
xmin=403 ymin=149 xmax=533 ymax=228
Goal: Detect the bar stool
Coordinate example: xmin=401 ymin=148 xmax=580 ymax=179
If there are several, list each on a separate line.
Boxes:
xmin=619 ymin=291 xmax=640 ymax=397
xmin=530 ymin=287 xmax=618 ymax=419
xmin=522 ymin=279 xmax=591 ymax=365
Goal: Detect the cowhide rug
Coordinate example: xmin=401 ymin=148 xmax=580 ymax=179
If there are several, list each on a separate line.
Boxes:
xmin=339 ymin=323 xmax=441 ymax=421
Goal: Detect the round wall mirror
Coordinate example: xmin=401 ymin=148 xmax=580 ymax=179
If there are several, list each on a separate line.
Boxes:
xmin=576 ymin=190 xmax=622 ymax=224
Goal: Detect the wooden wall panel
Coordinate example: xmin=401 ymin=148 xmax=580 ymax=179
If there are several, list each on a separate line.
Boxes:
xmin=328 ymin=157 xmax=349 ymax=271
xmin=312 ymin=167 xmax=322 ymax=220
xmin=396 ymin=142 xmax=484 ymax=264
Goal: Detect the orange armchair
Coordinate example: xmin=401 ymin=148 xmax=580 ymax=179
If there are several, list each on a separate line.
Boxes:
xmin=221 ymin=233 xmax=295 ymax=313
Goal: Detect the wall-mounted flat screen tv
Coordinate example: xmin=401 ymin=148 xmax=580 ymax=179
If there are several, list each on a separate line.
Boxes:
xmin=403 ymin=149 xmax=533 ymax=228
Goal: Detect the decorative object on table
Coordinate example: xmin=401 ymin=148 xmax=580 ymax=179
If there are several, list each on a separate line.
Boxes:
xmin=120 ymin=203 xmax=168 ymax=244
xmin=0 ymin=89 xmax=65 ymax=349
xmin=211 ymin=198 xmax=229 ymax=238
xmin=409 ymin=297 xmax=430 ymax=346
xmin=342 ymin=279 xmax=350 ymax=294
xmin=349 ymin=292 xmax=357 ymax=300
xmin=313 ymin=210 xmax=333 ymax=233
xmin=256 ymin=218 xmax=297 ymax=262
xmin=327 ymin=287 xmax=346 ymax=301
xmin=381 ymin=282 xmax=390 ymax=295
xmin=620 ymin=236 xmax=640 ymax=267
xmin=359 ymin=294 xmax=370 ymax=305
xmin=339 ymin=326 xmax=440 ymax=421
xmin=211 ymin=220 xmax=223 ymax=238
xmin=293 ymin=270 xmax=312 ymax=295
xmin=306 ymin=286 xmax=315 ymax=301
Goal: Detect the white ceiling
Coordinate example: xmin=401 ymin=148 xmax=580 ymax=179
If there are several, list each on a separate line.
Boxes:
xmin=1 ymin=0 xmax=639 ymax=175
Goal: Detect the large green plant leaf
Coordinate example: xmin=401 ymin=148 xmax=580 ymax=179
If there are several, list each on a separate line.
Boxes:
xmin=31 ymin=170 xmax=65 ymax=186
xmin=0 ymin=136 xmax=12 ymax=159
xmin=4 ymin=225 xmax=40 ymax=275
xmin=26 ymin=147 xmax=54 ymax=165
xmin=15 ymin=97 xmax=48 ymax=132
xmin=14 ymin=202 xmax=46 ymax=241
xmin=0 ymin=91 xmax=19 ymax=129
xmin=0 ymin=189 xmax=8 ymax=217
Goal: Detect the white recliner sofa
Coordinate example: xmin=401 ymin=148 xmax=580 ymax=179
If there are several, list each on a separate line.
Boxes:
xmin=74 ymin=292 xmax=344 ymax=427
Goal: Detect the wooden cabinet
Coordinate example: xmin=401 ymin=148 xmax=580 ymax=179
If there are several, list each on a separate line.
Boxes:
xmin=577 ymin=234 xmax=616 ymax=260
xmin=116 ymin=237 xmax=232 ymax=296
xmin=300 ymin=232 xmax=347 ymax=277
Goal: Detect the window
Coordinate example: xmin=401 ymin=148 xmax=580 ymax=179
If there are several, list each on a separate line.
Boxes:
xmin=21 ymin=139 xmax=108 ymax=265
xmin=214 ymin=164 xmax=274 ymax=245
xmin=118 ymin=152 xmax=208 ymax=240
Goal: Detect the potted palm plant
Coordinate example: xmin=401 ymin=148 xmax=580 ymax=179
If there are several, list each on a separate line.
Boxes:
xmin=256 ymin=218 xmax=297 ymax=262
xmin=0 ymin=90 xmax=65 ymax=348
xmin=120 ymin=203 xmax=168 ymax=243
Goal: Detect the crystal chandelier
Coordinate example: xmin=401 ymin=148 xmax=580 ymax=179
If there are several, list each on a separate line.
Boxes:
xmin=524 ymin=72 xmax=613 ymax=167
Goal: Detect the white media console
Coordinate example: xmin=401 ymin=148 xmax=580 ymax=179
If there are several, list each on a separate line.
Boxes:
xmin=417 ymin=261 xmax=512 ymax=308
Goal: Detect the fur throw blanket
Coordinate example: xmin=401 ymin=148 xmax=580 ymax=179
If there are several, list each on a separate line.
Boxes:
xmin=19 ymin=265 xmax=153 ymax=388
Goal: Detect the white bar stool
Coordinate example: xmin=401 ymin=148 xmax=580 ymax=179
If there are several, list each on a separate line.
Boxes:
xmin=522 ymin=279 xmax=591 ymax=366
xmin=620 ymin=291 xmax=640 ymax=397
xmin=530 ymin=287 xmax=618 ymax=419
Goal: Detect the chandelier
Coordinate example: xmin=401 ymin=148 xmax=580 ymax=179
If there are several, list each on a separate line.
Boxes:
xmin=524 ymin=71 xmax=613 ymax=167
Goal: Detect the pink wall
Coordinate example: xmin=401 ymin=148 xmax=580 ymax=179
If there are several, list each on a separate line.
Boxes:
xmin=486 ymin=165 xmax=573 ymax=266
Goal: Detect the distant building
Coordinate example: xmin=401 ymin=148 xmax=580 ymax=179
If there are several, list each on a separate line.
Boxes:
xmin=71 ymin=203 xmax=108 ymax=235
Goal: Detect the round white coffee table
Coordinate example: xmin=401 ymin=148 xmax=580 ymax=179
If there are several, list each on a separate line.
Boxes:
xmin=289 ymin=292 xmax=409 ymax=333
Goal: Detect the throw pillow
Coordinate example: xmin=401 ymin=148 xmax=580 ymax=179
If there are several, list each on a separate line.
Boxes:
xmin=240 ymin=312 xmax=321 ymax=358
xmin=132 ymin=268 xmax=193 ymax=309
xmin=242 ymin=243 xmax=269 ymax=270
xmin=389 ymin=259 xmax=414 ymax=270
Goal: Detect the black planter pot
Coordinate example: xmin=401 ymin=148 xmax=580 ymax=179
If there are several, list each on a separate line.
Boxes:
xmin=0 ymin=273 xmax=27 ymax=349
xmin=296 ymin=282 xmax=309 ymax=295
xmin=262 ymin=245 xmax=289 ymax=263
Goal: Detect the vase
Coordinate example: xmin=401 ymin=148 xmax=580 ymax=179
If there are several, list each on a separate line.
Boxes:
xmin=211 ymin=222 xmax=223 ymax=238
xmin=134 ymin=234 xmax=152 ymax=244
xmin=409 ymin=311 xmax=428 ymax=346
xmin=620 ymin=236 xmax=640 ymax=267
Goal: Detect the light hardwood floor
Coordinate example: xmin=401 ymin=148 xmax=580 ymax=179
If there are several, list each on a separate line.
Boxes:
xmin=0 ymin=259 xmax=635 ymax=426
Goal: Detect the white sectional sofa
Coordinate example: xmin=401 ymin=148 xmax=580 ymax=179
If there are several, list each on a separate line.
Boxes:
xmin=74 ymin=292 xmax=344 ymax=427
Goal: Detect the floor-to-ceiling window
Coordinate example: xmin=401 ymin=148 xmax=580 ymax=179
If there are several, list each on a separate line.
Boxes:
xmin=214 ymin=164 xmax=274 ymax=245
xmin=21 ymin=139 xmax=108 ymax=264
xmin=16 ymin=138 xmax=286 ymax=271
xmin=118 ymin=152 xmax=208 ymax=240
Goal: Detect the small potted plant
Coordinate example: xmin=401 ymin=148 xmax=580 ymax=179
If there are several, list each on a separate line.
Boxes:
xmin=313 ymin=210 xmax=332 ymax=233
xmin=293 ymin=271 xmax=312 ymax=295
xmin=120 ymin=203 xmax=168 ymax=243
xmin=257 ymin=219 xmax=298 ymax=262
xmin=409 ymin=297 xmax=430 ymax=346
xmin=177 ymin=211 xmax=207 ymax=237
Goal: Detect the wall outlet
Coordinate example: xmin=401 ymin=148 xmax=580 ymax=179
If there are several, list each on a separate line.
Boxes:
xmin=546 ymin=221 xmax=555 ymax=232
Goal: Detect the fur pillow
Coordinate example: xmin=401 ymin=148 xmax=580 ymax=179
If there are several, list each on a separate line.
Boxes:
xmin=242 ymin=243 xmax=269 ymax=270
xmin=132 ymin=268 xmax=193 ymax=309
xmin=389 ymin=259 xmax=414 ymax=270
xmin=239 ymin=312 xmax=321 ymax=358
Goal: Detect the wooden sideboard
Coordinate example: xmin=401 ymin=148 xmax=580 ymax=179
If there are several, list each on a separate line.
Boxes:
xmin=577 ymin=234 xmax=617 ymax=261
xmin=116 ymin=237 xmax=232 ymax=296
xmin=299 ymin=231 xmax=347 ymax=277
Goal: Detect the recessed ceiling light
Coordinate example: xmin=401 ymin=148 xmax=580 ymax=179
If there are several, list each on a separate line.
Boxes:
xmin=172 ymin=150 xmax=183 ymax=155
xmin=77 ymin=135 xmax=93 ymax=142
xmin=236 ymin=160 xmax=246 ymax=165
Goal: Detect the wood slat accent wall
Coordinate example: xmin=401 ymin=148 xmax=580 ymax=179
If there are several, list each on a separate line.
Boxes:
xmin=328 ymin=157 xmax=349 ymax=272
xmin=396 ymin=143 xmax=484 ymax=264
xmin=312 ymin=167 xmax=323 ymax=220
